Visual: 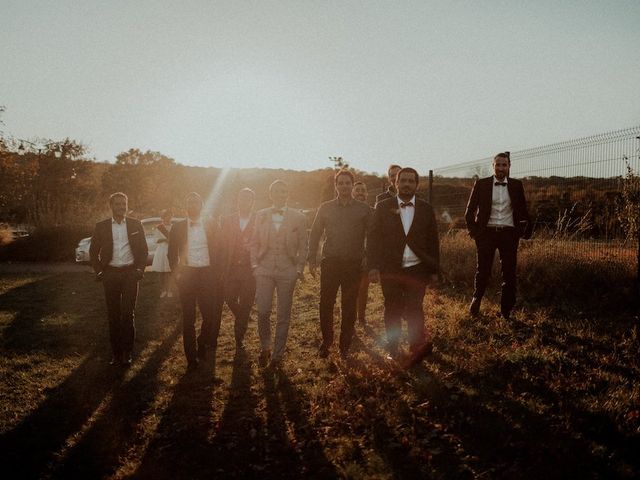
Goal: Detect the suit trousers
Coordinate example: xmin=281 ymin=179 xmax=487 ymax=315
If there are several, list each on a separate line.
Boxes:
xmin=176 ymin=266 xmax=222 ymax=363
xmin=356 ymin=272 xmax=370 ymax=324
xmin=472 ymin=227 xmax=519 ymax=313
xmin=319 ymin=257 xmax=361 ymax=352
xmin=102 ymin=266 xmax=139 ymax=357
xmin=224 ymin=264 xmax=256 ymax=346
xmin=380 ymin=263 xmax=429 ymax=353
xmin=255 ymin=268 xmax=298 ymax=361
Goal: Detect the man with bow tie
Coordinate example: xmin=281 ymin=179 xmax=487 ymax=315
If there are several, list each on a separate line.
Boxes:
xmin=250 ymin=180 xmax=308 ymax=369
xmin=464 ymin=152 xmax=532 ymax=320
xmin=168 ymin=192 xmax=223 ymax=372
xmin=368 ymin=167 xmax=440 ymax=368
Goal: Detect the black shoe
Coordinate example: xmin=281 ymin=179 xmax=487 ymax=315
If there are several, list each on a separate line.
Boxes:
xmin=109 ymin=355 xmax=121 ymax=366
xmin=319 ymin=344 xmax=330 ymax=359
xmin=469 ymin=297 xmax=481 ymax=317
xmin=404 ymin=342 xmax=433 ymax=369
xmin=385 ymin=347 xmax=400 ymax=362
xmin=258 ymin=350 xmax=271 ymax=368
xmin=500 ymin=308 xmax=511 ymax=321
xmin=123 ymin=352 xmax=133 ymax=366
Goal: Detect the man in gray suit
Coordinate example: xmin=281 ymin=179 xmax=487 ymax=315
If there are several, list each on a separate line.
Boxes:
xmin=250 ymin=180 xmax=308 ymax=369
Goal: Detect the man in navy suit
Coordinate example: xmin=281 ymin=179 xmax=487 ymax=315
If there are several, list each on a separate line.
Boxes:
xmin=90 ymin=192 xmax=148 ymax=366
xmin=368 ymin=167 xmax=440 ymax=368
xmin=464 ymin=152 xmax=532 ymax=320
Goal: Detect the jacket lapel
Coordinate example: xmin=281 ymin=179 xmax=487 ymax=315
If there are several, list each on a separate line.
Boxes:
xmin=389 ymin=201 xmax=405 ymax=238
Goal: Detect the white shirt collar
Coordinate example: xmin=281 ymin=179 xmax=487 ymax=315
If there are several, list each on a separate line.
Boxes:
xmin=493 ymin=176 xmax=508 ymax=184
xmin=397 ymin=195 xmax=416 ymax=207
xmin=112 ymin=217 xmax=127 ymax=225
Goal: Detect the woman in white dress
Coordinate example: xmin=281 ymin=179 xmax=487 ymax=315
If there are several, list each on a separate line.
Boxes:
xmin=151 ymin=209 xmax=173 ymax=297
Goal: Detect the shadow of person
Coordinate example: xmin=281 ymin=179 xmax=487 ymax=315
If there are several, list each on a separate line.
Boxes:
xmin=262 ymin=368 xmax=338 ymax=478
xmin=133 ymin=357 xmax=221 ymax=478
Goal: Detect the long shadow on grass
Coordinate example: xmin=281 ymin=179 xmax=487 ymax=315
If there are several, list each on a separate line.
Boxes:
xmin=133 ymin=362 xmax=221 ymax=478
xmin=416 ymin=343 xmax=639 ymax=478
xmin=0 ymin=273 xmax=104 ymax=356
xmin=51 ymin=324 xmax=181 ymax=478
xmin=0 ymin=273 xmax=170 ymax=477
xmin=261 ymin=369 xmax=338 ymax=478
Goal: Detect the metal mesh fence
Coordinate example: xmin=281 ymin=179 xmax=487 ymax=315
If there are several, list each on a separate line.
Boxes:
xmin=429 ymin=126 xmax=640 ymax=278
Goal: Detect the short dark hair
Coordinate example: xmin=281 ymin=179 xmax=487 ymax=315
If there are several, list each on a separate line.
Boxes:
xmin=334 ymin=169 xmax=355 ymax=185
xmin=109 ymin=192 xmax=128 ymax=205
xmin=396 ymin=167 xmax=419 ymax=184
xmin=494 ymin=152 xmax=511 ymax=164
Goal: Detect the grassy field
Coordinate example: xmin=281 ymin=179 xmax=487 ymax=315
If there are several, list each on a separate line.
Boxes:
xmin=0 ymin=264 xmax=638 ymax=479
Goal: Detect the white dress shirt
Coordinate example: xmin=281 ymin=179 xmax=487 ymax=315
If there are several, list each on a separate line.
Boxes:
xmin=398 ymin=196 xmax=421 ymax=268
xmin=271 ymin=207 xmax=286 ymax=232
xmin=109 ymin=218 xmax=134 ymax=267
xmin=186 ymin=218 xmax=211 ymax=267
xmin=239 ymin=215 xmax=250 ymax=232
xmin=488 ymin=176 xmax=515 ymax=227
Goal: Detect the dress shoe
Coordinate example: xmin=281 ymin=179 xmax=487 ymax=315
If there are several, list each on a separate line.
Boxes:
xmin=404 ymin=342 xmax=433 ymax=369
xmin=319 ymin=344 xmax=330 ymax=359
xmin=258 ymin=350 xmax=271 ymax=368
xmin=500 ymin=308 xmax=511 ymax=321
xmin=469 ymin=297 xmax=481 ymax=317
xmin=385 ymin=348 xmax=400 ymax=362
xmin=109 ymin=355 xmax=121 ymax=366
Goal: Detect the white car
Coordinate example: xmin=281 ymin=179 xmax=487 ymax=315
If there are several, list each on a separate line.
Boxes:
xmin=75 ymin=217 xmax=184 ymax=265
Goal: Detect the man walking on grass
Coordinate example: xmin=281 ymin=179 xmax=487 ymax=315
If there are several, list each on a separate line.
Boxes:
xmin=368 ymin=168 xmax=440 ymax=368
xmin=90 ymin=192 xmax=148 ymax=366
xmin=250 ymin=180 xmax=308 ymax=369
xmin=168 ymin=192 xmax=223 ymax=372
xmin=464 ymin=152 xmax=532 ymax=320
xmin=308 ymin=170 xmax=372 ymax=359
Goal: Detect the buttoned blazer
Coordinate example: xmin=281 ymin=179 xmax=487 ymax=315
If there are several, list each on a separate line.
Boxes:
xmin=89 ymin=217 xmax=148 ymax=273
xmin=249 ymin=207 xmax=308 ymax=273
xmin=367 ymin=197 xmax=440 ymax=274
xmin=464 ymin=176 xmax=532 ymax=239
xmin=167 ymin=217 xmax=221 ymax=274
xmin=220 ymin=212 xmax=255 ymax=275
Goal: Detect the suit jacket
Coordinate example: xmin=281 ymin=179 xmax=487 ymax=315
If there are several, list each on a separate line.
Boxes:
xmin=249 ymin=207 xmax=309 ymax=273
xmin=220 ymin=212 xmax=255 ymax=275
xmin=375 ymin=188 xmax=395 ymax=207
xmin=167 ymin=217 xmax=222 ymax=274
xmin=464 ymin=176 xmax=532 ymax=239
xmin=367 ymin=197 xmax=440 ymax=274
xmin=89 ymin=217 xmax=148 ymax=273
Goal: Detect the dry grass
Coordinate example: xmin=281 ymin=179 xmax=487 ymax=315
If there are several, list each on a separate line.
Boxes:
xmin=0 ymin=266 xmax=638 ymax=479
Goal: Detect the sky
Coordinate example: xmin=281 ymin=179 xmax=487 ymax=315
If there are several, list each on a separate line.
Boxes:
xmin=2 ymin=0 xmax=639 ymax=175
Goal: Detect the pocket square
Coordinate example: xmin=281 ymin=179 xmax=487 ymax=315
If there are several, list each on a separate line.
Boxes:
xmin=131 ymin=231 xmax=139 ymax=236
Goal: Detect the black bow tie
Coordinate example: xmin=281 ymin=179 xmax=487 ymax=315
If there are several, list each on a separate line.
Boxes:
xmin=495 ymin=182 xmax=507 ymax=186
xmin=400 ymin=202 xmax=414 ymax=208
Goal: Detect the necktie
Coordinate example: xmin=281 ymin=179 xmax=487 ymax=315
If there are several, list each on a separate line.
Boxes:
xmin=495 ymin=182 xmax=507 ymax=186
xmin=400 ymin=202 xmax=414 ymax=208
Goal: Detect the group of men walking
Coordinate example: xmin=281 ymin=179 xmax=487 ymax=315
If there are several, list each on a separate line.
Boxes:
xmin=90 ymin=152 xmax=530 ymax=372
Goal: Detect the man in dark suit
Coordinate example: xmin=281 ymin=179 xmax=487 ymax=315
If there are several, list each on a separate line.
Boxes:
xmin=368 ymin=167 xmax=440 ymax=368
xmin=375 ymin=164 xmax=402 ymax=206
xmin=221 ymin=188 xmax=256 ymax=352
xmin=168 ymin=192 xmax=223 ymax=372
xmin=90 ymin=192 xmax=148 ymax=366
xmin=464 ymin=152 xmax=532 ymax=320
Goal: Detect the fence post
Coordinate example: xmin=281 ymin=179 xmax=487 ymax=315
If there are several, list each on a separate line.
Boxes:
xmin=428 ymin=170 xmax=433 ymax=204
